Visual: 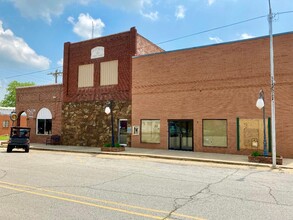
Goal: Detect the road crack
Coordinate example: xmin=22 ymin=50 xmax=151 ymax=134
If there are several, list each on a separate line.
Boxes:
xmin=163 ymin=169 xmax=240 ymax=219
xmin=0 ymin=169 xmax=7 ymax=179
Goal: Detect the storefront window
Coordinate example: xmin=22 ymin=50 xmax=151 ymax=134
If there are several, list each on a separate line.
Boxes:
xmin=141 ymin=120 xmax=160 ymax=143
xmin=203 ymin=119 xmax=227 ymax=147
xmin=36 ymin=108 xmax=52 ymax=135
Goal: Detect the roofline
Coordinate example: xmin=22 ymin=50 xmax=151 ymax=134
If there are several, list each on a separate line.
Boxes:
xmin=0 ymin=107 xmax=15 ymax=110
xmin=137 ymin=33 xmax=165 ymax=52
xmin=16 ymin=83 xmax=62 ymax=90
xmin=133 ymin=31 xmax=293 ymax=59
xmin=66 ymin=27 xmax=136 ymax=45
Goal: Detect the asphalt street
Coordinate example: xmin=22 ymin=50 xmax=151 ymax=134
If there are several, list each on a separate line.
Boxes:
xmin=0 ymin=149 xmax=292 ymax=220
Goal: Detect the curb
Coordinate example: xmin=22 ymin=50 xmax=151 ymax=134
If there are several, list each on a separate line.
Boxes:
xmin=2 ymin=145 xmax=292 ymax=170
xmin=29 ymin=147 xmax=293 ymax=170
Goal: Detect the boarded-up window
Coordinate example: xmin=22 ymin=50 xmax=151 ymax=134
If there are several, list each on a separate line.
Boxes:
xmin=100 ymin=60 xmax=118 ymax=86
xmin=203 ymin=119 xmax=227 ymax=147
xmin=78 ymin=64 xmax=94 ymax=88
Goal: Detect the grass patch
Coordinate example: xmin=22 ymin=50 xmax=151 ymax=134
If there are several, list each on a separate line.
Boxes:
xmin=0 ymin=135 xmax=9 ymax=141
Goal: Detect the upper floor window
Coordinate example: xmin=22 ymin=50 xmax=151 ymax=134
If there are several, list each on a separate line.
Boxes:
xmin=78 ymin=64 xmax=94 ymax=88
xmin=100 ymin=60 xmax=118 ymax=86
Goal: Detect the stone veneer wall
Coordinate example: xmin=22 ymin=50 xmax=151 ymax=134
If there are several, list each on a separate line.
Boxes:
xmin=62 ymin=101 xmax=131 ymax=147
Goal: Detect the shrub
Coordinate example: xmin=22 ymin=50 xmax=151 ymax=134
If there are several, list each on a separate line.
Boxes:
xmin=251 ymin=151 xmax=262 ymax=157
xmin=103 ymin=143 xmax=111 ymax=147
xmin=103 ymin=143 xmax=123 ymax=148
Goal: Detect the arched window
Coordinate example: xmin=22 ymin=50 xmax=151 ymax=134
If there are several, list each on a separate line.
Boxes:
xmin=36 ymin=108 xmax=52 ymax=135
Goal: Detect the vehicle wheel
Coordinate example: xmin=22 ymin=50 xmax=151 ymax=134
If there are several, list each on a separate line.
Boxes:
xmin=25 ymin=147 xmax=29 ymax=153
xmin=7 ymin=146 xmax=12 ymax=153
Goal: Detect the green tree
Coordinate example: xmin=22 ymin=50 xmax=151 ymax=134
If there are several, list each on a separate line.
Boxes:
xmin=0 ymin=81 xmax=35 ymax=107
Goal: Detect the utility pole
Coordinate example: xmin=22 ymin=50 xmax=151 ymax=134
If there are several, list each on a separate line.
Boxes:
xmin=92 ymin=20 xmax=94 ymax=39
xmin=48 ymin=70 xmax=62 ymax=84
xmin=268 ymin=0 xmax=276 ymax=168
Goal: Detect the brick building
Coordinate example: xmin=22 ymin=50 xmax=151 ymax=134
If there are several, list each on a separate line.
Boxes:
xmin=16 ymin=84 xmax=63 ymax=143
xmin=0 ymin=107 xmax=15 ymax=136
xmin=14 ymin=27 xmax=293 ymax=158
xmin=132 ymin=32 xmax=293 ymax=158
xmin=62 ymin=27 xmax=163 ymax=146
xmin=16 ymin=27 xmax=163 ymax=146
xmin=0 ymin=107 xmax=27 ymax=136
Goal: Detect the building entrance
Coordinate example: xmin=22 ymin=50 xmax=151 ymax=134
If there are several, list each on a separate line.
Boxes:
xmin=168 ymin=120 xmax=193 ymax=151
xmin=118 ymin=119 xmax=128 ymax=146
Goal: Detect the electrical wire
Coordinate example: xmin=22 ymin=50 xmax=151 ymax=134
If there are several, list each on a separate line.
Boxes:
xmin=2 ymin=66 xmax=63 ymax=79
xmin=153 ymin=10 xmax=293 ymax=46
xmin=1 ymin=10 xmax=293 ymax=80
xmin=155 ymin=15 xmax=268 ymax=45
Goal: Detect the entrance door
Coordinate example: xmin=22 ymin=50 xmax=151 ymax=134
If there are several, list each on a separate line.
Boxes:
xmin=118 ymin=119 xmax=128 ymax=146
xmin=168 ymin=120 xmax=193 ymax=151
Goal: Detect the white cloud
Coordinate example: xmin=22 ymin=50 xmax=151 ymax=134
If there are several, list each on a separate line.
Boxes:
xmin=175 ymin=5 xmax=186 ymax=20
xmin=240 ymin=33 xmax=255 ymax=39
xmin=0 ymin=20 xmax=50 ymax=70
xmin=68 ymin=13 xmax=105 ymax=39
xmin=99 ymin=0 xmax=152 ymax=11
xmin=209 ymin=36 xmax=223 ymax=43
xmin=100 ymin=0 xmax=158 ymax=21
xmin=57 ymin=58 xmax=63 ymax=66
xmin=208 ymin=0 xmax=216 ymax=6
xmin=140 ymin=11 xmax=159 ymax=21
xmin=8 ymin=0 xmax=92 ymax=24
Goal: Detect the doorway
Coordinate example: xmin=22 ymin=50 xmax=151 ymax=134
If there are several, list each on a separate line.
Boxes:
xmin=168 ymin=120 xmax=193 ymax=151
xmin=118 ymin=119 xmax=128 ymax=146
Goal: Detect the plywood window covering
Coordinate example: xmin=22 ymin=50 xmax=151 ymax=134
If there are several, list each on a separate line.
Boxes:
xmin=78 ymin=64 xmax=94 ymax=88
xmin=100 ymin=60 xmax=118 ymax=86
xmin=203 ymin=119 xmax=227 ymax=147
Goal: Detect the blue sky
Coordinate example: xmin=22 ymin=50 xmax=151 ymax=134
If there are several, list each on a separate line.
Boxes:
xmin=0 ymin=0 xmax=292 ymax=101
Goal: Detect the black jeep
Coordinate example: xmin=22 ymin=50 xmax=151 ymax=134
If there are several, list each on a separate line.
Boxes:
xmin=7 ymin=127 xmax=31 ymax=153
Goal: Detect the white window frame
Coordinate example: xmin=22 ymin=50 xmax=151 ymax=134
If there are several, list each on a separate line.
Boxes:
xmin=2 ymin=120 xmax=9 ymax=128
xmin=36 ymin=108 xmax=52 ymax=135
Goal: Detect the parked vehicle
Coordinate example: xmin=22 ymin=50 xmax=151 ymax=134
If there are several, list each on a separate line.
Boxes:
xmin=7 ymin=127 xmax=31 ymax=153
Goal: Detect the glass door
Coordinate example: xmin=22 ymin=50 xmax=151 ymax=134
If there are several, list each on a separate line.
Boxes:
xmin=118 ymin=119 xmax=128 ymax=146
xmin=168 ymin=120 xmax=193 ymax=151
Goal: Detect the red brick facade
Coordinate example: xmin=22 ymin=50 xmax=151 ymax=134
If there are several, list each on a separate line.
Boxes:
xmin=132 ymin=32 xmax=293 ymax=158
xmin=63 ymin=27 xmax=163 ymax=103
xmin=0 ymin=115 xmax=12 ymax=136
xmin=61 ymin=27 xmax=163 ymax=146
xmin=16 ymin=84 xmax=63 ymax=143
xmin=14 ymin=27 xmax=293 ymax=158
xmin=0 ymin=115 xmax=27 ymax=136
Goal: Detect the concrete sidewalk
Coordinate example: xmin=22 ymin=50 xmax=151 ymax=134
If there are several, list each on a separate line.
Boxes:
xmin=26 ymin=143 xmax=293 ymax=169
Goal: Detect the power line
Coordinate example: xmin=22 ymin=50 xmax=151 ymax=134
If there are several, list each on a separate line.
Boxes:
xmin=2 ymin=66 xmax=63 ymax=79
xmin=156 ymin=15 xmax=267 ymax=45
xmin=1 ymin=10 xmax=292 ymax=80
xmin=155 ymin=10 xmax=293 ymax=46
xmin=277 ymin=10 xmax=293 ymax=15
